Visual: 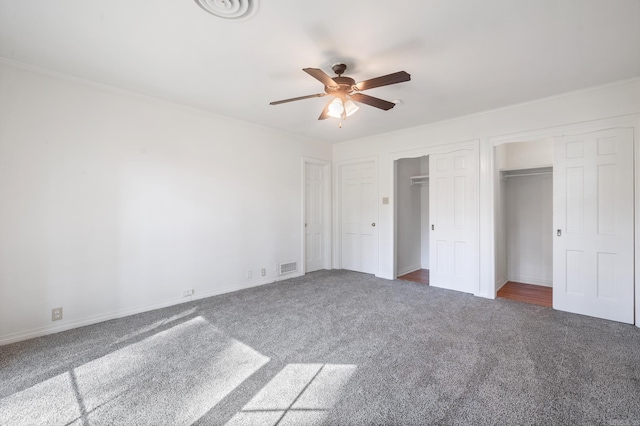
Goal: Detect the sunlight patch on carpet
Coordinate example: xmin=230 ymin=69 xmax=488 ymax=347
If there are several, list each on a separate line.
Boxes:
xmin=226 ymin=363 xmax=357 ymax=426
xmin=0 ymin=316 xmax=270 ymax=425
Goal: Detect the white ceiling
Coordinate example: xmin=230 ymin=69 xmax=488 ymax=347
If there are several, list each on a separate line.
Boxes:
xmin=1 ymin=0 xmax=639 ymax=143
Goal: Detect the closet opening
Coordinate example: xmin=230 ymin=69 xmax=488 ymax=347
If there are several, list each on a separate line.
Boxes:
xmin=395 ymin=156 xmax=429 ymax=285
xmin=494 ymin=141 xmax=553 ymax=307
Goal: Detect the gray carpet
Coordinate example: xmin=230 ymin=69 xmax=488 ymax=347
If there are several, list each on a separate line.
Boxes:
xmin=1 ymin=270 xmax=639 ymax=425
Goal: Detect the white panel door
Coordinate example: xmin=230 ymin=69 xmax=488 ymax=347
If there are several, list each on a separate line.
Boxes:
xmin=341 ymin=162 xmax=377 ymax=274
xmin=553 ymin=128 xmax=634 ymax=323
xmin=305 ymin=163 xmax=324 ymax=273
xmin=429 ymin=148 xmax=479 ymax=293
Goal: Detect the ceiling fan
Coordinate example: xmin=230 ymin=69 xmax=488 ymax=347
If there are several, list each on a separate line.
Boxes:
xmin=269 ymin=63 xmax=410 ymax=120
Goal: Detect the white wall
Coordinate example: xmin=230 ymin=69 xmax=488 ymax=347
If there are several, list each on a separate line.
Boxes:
xmin=496 ymin=139 xmax=553 ymax=170
xmin=0 ymin=62 xmax=331 ymax=344
xmin=395 ymin=157 xmax=421 ymax=275
xmin=505 ymin=174 xmax=553 ymax=286
xmin=333 ymin=77 xmax=640 ymax=299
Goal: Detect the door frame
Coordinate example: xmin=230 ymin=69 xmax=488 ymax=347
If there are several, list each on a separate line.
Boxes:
xmin=301 ymin=157 xmax=332 ymax=273
xmin=389 ymin=139 xmax=481 ymax=293
xmin=487 ymin=114 xmax=640 ymax=326
xmin=334 ymin=157 xmax=379 ymax=271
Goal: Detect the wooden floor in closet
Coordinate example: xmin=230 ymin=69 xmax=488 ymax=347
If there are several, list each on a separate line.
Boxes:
xmin=397 ymin=269 xmax=429 ymax=285
xmin=497 ymin=281 xmax=552 ymax=308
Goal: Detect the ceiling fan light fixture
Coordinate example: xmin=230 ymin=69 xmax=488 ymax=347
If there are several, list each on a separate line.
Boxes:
xmin=327 ymin=97 xmax=344 ymax=119
xmin=344 ymin=99 xmax=359 ymax=117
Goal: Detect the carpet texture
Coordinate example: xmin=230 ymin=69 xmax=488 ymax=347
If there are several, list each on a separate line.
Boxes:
xmin=1 ymin=270 xmax=640 ymax=425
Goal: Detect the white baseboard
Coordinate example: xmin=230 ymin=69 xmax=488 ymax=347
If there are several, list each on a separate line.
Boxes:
xmin=496 ymin=278 xmax=509 ymax=291
xmin=276 ymin=271 xmax=304 ymax=282
xmin=0 ymin=276 xmax=295 ymax=346
xmin=475 ymin=292 xmax=496 ymax=300
xmin=0 ymin=298 xmax=182 ymax=346
xmin=397 ymin=264 xmax=422 ymax=277
xmin=507 ymin=275 xmax=552 ymax=287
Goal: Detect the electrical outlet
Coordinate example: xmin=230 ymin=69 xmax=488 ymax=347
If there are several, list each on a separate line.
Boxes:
xmin=52 ymin=307 xmax=63 ymax=321
xmin=182 ymin=289 xmax=194 ymax=297
xmin=261 ymin=268 xmax=266 ymax=277
xmin=246 ymin=269 xmax=252 ymax=279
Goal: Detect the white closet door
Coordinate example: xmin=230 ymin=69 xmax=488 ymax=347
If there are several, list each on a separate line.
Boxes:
xmin=305 ymin=163 xmax=324 ymax=273
xmin=429 ymin=148 xmax=479 ymax=293
xmin=553 ymin=128 xmax=634 ymax=323
xmin=341 ymin=162 xmax=377 ymax=274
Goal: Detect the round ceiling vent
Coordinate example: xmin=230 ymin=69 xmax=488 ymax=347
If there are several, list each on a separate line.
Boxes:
xmin=194 ymin=0 xmax=259 ymax=20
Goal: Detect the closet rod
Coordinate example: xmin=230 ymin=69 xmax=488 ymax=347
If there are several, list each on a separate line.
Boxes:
xmin=503 ymin=171 xmax=552 ymax=178
xmin=409 ymin=175 xmax=429 ymax=186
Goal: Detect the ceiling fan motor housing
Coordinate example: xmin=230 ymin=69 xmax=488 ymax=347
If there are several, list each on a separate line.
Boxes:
xmin=325 ymin=76 xmax=357 ymax=97
xmin=324 ymin=63 xmax=357 ymax=97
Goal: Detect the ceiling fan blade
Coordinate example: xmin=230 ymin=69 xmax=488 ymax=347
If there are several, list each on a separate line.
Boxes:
xmin=318 ymin=97 xmax=334 ymax=120
xmin=355 ymin=71 xmax=411 ymax=91
xmin=303 ymin=68 xmax=339 ymax=88
xmin=350 ymin=93 xmax=396 ymax=111
xmin=269 ymin=93 xmax=326 ymax=105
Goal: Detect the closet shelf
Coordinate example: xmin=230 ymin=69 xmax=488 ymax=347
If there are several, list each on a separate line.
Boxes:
xmin=410 ymin=175 xmax=429 ymax=186
xmin=501 ymin=167 xmax=553 ymax=179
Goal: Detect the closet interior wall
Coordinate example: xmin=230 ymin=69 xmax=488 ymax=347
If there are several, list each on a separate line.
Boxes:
xmin=395 ymin=157 xmax=429 ymax=276
xmin=495 ymin=140 xmax=554 ymax=291
xmin=504 ymin=170 xmax=553 ymax=286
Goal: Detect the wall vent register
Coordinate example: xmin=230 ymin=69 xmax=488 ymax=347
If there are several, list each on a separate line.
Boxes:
xmin=279 ymin=261 xmax=298 ymax=275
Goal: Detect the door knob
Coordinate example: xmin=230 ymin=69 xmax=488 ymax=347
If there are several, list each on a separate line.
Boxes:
xmin=557 ymin=229 xmax=561 ymax=237
xmin=371 ymin=223 xmax=376 ymax=227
